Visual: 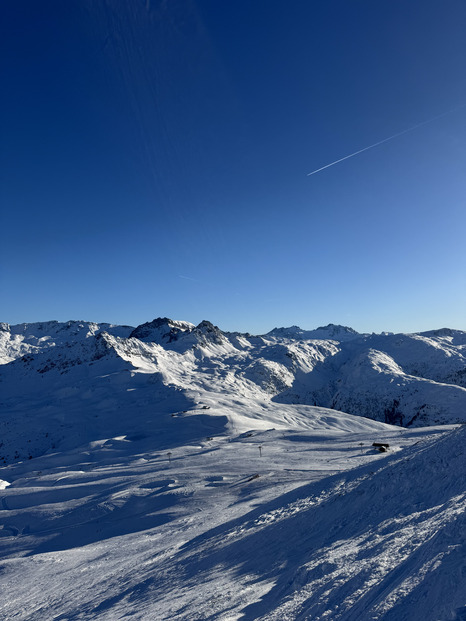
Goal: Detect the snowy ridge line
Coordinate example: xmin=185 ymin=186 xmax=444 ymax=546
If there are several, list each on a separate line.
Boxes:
xmin=0 ymin=316 xmax=465 ymax=466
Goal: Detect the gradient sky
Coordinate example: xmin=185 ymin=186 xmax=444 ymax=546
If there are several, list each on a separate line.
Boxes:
xmin=2 ymin=0 xmax=465 ymax=334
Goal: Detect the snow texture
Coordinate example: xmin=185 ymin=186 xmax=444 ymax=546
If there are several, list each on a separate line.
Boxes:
xmin=0 ymin=318 xmax=465 ymax=619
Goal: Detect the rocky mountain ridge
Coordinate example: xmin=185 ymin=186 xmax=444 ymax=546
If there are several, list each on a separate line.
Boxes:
xmin=1 ymin=318 xmax=465 ymax=464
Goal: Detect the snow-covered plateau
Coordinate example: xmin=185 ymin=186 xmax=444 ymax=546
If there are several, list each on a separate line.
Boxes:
xmin=0 ymin=318 xmax=465 ymax=620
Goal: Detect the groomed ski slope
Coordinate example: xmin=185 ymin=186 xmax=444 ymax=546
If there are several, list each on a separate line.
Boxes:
xmin=1 ymin=416 xmax=464 ymax=620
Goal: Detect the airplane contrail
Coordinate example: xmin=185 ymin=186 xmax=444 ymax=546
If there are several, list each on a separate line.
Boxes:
xmin=307 ymin=104 xmax=466 ymax=176
xmin=178 ymin=274 xmax=200 ymax=282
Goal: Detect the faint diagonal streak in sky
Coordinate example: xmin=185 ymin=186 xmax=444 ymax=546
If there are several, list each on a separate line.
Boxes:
xmin=178 ymin=275 xmax=200 ymax=282
xmin=307 ymin=104 xmax=466 ymax=176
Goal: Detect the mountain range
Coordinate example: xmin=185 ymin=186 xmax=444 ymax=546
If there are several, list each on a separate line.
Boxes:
xmin=1 ymin=318 xmax=465 ymax=464
xmin=1 ymin=318 xmax=465 ymax=620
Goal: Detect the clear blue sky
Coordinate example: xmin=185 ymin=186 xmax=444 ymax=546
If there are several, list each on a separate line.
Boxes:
xmin=1 ymin=0 xmax=465 ymax=334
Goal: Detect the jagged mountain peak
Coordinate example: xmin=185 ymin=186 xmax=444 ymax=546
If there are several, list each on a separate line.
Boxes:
xmin=192 ymin=320 xmax=225 ymax=342
xmin=315 ymin=323 xmax=358 ymax=335
xmin=129 ymin=317 xmax=195 ymax=343
xmin=133 ymin=317 xmax=194 ymax=331
xmin=129 ymin=318 xmax=227 ymax=349
xmin=1 ymin=316 xmax=465 ymax=428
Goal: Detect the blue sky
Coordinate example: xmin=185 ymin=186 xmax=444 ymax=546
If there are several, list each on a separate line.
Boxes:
xmin=1 ymin=0 xmax=465 ymax=334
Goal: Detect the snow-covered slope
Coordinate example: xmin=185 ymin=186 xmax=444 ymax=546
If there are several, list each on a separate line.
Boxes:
xmin=275 ymin=330 xmax=466 ymax=426
xmin=0 ymin=320 xmax=133 ymax=365
xmin=1 ymin=318 xmax=465 ymax=619
xmin=0 ymin=415 xmax=463 ymax=620
xmin=1 ymin=318 xmax=465 ymax=466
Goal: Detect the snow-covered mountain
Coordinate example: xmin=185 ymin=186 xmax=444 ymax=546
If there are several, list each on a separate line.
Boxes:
xmin=266 ymin=322 xmax=361 ymax=341
xmin=1 ymin=317 xmax=465 ymax=464
xmin=1 ymin=318 xmax=465 ymax=619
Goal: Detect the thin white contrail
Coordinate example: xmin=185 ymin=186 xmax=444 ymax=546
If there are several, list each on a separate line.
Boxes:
xmin=307 ymin=104 xmax=466 ymax=176
xmin=178 ymin=274 xmax=200 ymax=282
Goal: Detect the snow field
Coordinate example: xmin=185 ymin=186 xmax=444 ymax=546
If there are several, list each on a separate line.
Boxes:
xmin=1 ymin=319 xmax=465 ymax=619
xmin=0 ymin=421 xmax=463 ymax=620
